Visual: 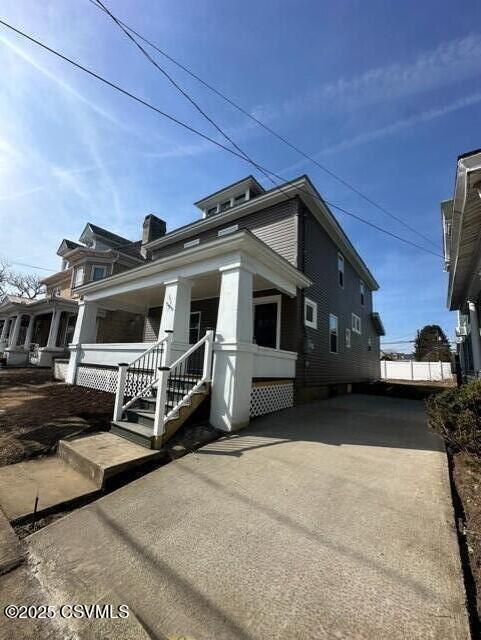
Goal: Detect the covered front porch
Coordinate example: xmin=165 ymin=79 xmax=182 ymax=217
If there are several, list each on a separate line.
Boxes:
xmin=0 ymin=296 xmax=78 ymax=368
xmin=67 ymin=231 xmax=311 ymax=434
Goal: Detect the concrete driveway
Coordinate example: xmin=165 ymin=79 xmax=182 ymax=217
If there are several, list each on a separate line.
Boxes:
xmin=3 ymin=394 xmax=470 ymax=639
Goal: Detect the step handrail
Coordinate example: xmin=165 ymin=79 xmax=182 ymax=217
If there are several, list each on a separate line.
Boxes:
xmin=128 ymin=334 xmax=168 ymax=368
xmin=167 ymin=331 xmax=211 ymax=378
xmin=113 ymin=333 xmax=171 ymax=421
xmin=153 ymin=330 xmax=214 ymax=437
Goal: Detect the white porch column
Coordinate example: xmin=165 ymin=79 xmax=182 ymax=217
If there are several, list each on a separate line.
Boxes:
xmin=46 ymin=309 xmax=62 ymax=349
xmin=23 ymin=314 xmax=35 ymax=349
xmin=210 ymin=263 xmax=254 ymax=432
xmin=159 ymin=277 xmax=192 ymax=347
xmin=8 ymin=314 xmax=22 ymax=348
xmin=0 ymin=318 xmax=10 ymax=345
xmin=469 ymin=301 xmax=481 ymax=376
xmin=66 ymin=301 xmax=98 ymax=384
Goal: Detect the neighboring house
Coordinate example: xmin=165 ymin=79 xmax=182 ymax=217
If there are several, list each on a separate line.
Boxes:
xmin=381 ymin=351 xmax=413 ymax=361
xmin=65 ymin=174 xmax=385 ymax=447
xmin=442 ymin=149 xmax=481 ymax=379
xmin=0 ymin=222 xmax=144 ymax=367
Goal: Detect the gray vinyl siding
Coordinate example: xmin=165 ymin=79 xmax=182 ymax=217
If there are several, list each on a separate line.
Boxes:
xmin=97 ymin=310 xmax=144 ymax=343
xmin=143 ymin=291 xmax=296 ymax=351
xmin=297 ymin=206 xmax=380 ymax=386
xmin=143 ymin=299 xmax=219 ymax=342
xmin=150 ymin=198 xmax=299 ymax=266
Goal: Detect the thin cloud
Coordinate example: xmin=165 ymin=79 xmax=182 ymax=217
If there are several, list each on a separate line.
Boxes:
xmin=0 ymin=34 xmax=125 ymax=128
xmin=279 ymin=92 xmax=481 ymax=174
xmin=254 ymin=33 xmax=481 ymax=121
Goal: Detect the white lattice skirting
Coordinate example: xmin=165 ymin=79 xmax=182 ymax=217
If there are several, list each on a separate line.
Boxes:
xmin=250 ymin=382 xmax=294 ymax=418
xmin=76 ymin=365 xmax=118 ymax=394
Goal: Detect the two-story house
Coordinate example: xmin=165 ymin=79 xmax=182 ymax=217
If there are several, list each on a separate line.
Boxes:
xmin=442 ymin=149 xmax=481 ymax=379
xmin=64 ymin=174 xmax=384 ymax=448
xmin=0 ymin=222 xmax=144 ymax=367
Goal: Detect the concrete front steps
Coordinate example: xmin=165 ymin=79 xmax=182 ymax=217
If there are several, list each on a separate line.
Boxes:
xmin=111 ymin=382 xmax=210 ymax=449
xmin=0 ymin=433 xmax=164 ymax=524
xmin=58 ymin=432 xmax=163 ymax=488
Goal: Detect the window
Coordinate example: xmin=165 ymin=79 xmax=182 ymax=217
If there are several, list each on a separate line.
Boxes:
xmin=91 ymin=265 xmax=107 ymax=282
xmin=234 ymin=193 xmax=246 ymax=204
xmin=352 ymin=313 xmax=362 ymax=334
xmin=367 ymin=337 xmax=372 ymax=351
xmin=218 ymin=224 xmax=238 ymax=237
xmin=73 ymin=265 xmax=84 ymax=287
xmin=345 ymin=328 xmax=351 ymax=348
xmin=329 ymin=314 xmax=338 ymax=353
xmin=360 ymin=280 xmax=365 ymax=306
xmin=189 ymin=311 xmax=201 ymax=344
xmin=338 ymin=253 xmax=344 ymax=288
xmin=304 ymin=297 xmax=317 ymax=329
xmin=253 ymin=295 xmax=281 ymax=349
xmin=207 ymin=206 xmax=218 ymax=216
xmin=52 ymin=286 xmax=61 ymax=297
xmin=220 ymin=200 xmax=231 ymax=211
xmin=184 ymin=238 xmax=200 ymax=249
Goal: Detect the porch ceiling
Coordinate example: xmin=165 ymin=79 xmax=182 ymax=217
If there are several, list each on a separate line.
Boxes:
xmin=93 ymin=271 xmax=284 ymax=312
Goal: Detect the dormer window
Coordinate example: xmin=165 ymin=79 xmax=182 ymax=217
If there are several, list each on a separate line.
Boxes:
xmin=195 ymin=176 xmax=265 ymax=219
xmin=234 ymin=193 xmax=246 ymax=204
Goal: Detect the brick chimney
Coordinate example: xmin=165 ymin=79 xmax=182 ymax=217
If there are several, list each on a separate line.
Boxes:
xmin=141 ymin=214 xmax=166 ymax=257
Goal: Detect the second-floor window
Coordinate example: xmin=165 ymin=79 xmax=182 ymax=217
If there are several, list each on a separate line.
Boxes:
xmin=352 ymin=313 xmax=362 ymax=334
xmin=338 ymin=253 xmax=344 ymax=288
xmin=329 ymin=314 xmax=338 ymax=353
xmin=360 ymin=280 xmax=365 ymax=306
xmin=73 ymin=266 xmax=84 ymax=287
xmin=92 ymin=265 xmax=107 ymax=281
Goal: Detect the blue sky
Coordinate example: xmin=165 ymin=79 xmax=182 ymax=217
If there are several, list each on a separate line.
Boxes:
xmin=1 ymin=0 xmax=480 ymax=352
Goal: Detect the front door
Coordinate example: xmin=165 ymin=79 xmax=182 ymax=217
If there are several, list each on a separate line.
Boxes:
xmin=254 ymin=302 xmax=278 ymax=349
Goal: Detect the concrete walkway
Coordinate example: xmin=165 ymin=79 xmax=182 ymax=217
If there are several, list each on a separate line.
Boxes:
xmin=1 ymin=395 xmax=470 ymax=639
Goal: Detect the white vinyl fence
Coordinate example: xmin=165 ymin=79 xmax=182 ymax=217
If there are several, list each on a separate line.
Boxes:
xmin=380 ymin=360 xmax=453 ymax=382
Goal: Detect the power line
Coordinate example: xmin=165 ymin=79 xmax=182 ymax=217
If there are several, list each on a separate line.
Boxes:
xmin=0 ymin=18 xmax=443 ymax=259
xmin=87 ymin=0 xmax=439 ymax=251
xmin=7 ymin=260 xmax=55 ymax=272
xmin=92 ymin=0 xmax=278 ymax=191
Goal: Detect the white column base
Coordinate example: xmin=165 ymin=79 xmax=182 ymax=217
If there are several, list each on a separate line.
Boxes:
xmin=4 ymin=348 xmax=29 ymax=367
xmin=66 ymin=345 xmax=80 ymax=384
xmin=209 ymin=342 xmax=253 ymax=432
xmin=31 ymin=348 xmax=65 ymax=368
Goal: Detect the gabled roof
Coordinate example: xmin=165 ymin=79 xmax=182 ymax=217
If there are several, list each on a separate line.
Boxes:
xmin=79 ymin=223 xmax=131 ymax=247
xmin=146 ymin=174 xmax=379 ymax=290
xmin=57 ymin=239 xmax=82 ymax=256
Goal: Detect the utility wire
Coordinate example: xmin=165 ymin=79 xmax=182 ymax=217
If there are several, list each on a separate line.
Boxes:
xmin=92 ymin=0 xmax=278 ymax=191
xmin=0 ymin=18 xmax=443 ymax=259
xmin=87 ymin=0 xmax=438 ymax=251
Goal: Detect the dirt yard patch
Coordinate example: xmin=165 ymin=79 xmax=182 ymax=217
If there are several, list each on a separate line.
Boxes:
xmin=451 ymin=451 xmax=481 ymax=633
xmin=0 ymin=369 xmax=114 ymax=466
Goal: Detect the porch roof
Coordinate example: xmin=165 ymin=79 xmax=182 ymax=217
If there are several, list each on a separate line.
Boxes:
xmin=74 ymin=230 xmax=312 ymax=303
xmin=0 ymin=295 xmax=77 ymax=317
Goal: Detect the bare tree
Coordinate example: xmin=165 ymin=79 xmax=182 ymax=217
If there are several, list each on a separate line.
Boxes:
xmin=0 ymin=260 xmax=9 ymax=300
xmin=7 ymin=271 xmax=44 ymax=299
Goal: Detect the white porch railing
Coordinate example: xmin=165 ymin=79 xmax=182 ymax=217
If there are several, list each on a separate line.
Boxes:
xmin=113 ymin=330 xmax=215 ymax=438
